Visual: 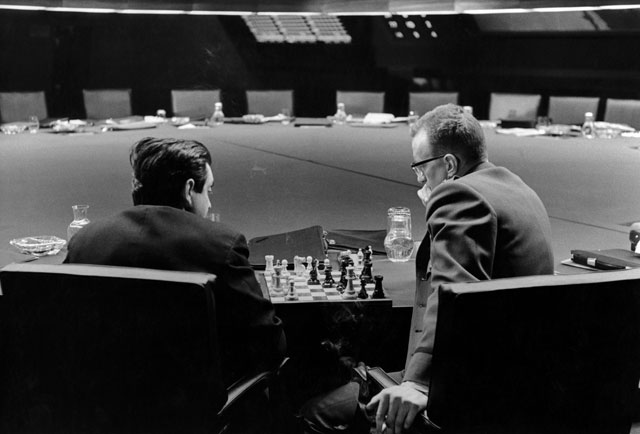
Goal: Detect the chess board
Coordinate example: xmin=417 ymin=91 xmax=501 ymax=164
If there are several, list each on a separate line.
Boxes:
xmin=256 ymin=269 xmax=389 ymax=304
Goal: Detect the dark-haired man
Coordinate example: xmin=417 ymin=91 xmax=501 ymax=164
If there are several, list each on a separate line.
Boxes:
xmin=366 ymin=104 xmax=554 ymax=433
xmin=65 ymin=137 xmax=285 ymax=387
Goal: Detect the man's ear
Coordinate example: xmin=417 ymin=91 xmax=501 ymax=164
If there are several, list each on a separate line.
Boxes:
xmin=444 ymin=154 xmax=458 ymax=179
xmin=182 ymin=178 xmax=196 ymax=208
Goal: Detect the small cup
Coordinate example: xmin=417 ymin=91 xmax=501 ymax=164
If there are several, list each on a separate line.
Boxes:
xmin=28 ymin=116 xmax=39 ymax=134
xmin=280 ymin=108 xmax=291 ymax=125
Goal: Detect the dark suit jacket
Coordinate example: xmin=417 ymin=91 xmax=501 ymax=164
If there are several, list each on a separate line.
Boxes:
xmin=64 ymin=205 xmax=286 ymax=385
xmin=404 ymin=162 xmax=554 ymax=386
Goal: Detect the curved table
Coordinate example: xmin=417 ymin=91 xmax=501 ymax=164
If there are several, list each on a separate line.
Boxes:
xmin=1 ymin=121 xmax=639 ymax=305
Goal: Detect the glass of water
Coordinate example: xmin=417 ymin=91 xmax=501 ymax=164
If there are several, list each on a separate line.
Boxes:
xmin=28 ymin=115 xmax=39 ymax=134
xmin=384 ymin=206 xmax=414 ymax=262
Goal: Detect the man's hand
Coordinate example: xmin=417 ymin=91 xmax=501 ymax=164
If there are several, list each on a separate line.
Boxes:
xmin=366 ymin=383 xmax=428 ymax=434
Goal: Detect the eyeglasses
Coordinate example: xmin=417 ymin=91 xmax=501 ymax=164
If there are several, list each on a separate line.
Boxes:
xmin=410 ymin=154 xmax=446 ymax=175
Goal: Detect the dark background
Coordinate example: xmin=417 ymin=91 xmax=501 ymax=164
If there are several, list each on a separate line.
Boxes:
xmin=2 ymin=9 xmax=640 ymax=119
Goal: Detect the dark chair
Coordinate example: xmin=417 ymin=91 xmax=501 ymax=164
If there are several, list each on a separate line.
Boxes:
xmin=171 ymin=89 xmax=221 ymax=119
xmin=0 ymin=91 xmax=48 ymax=123
xmin=604 ymin=98 xmax=640 ymax=129
xmin=547 ymin=96 xmax=600 ymax=125
xmin=369 ymin=269 xmax=640 ymax=434
xmin=336 ymin=91 xmax=385 ymax=116
xmin=246 ymin=90 xmax=293 ymax=116
xmin=489 ymin=92 xmax=541 ymax=121
xmin=0 ymin=263 xmax=286 ymax=434
xmin=409 ymin=92 xmax=459 ymax=117
xmin=83 ymin=88 xmax=132 ymax=119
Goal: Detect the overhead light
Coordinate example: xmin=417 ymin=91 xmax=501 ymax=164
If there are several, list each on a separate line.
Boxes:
xmin=388 ymin=20 xmax=398 ymax=28
xmin=412 ymin=31 xmax=420 ymax=38
xmin=425 ymin=20 xmax=432 ymax=28
xmin=0 ymin=4 xmax=45 ymax=11
xmin=47 ymin=7 xmax=116 ymax=13
xmin=463 ymin=8 xmax=529 ymax=14
xmin=405 ymin=20 xmax=415 ymax=29
xmin=430 ymin=31 xmax=438 ymax=38
xmin=189 ymin=10 xmax=252 ymax=16
xmin=598 ymin=4 xmax=640 ymax=9
xmin=118 ymin=9 xmax=186 ymax=15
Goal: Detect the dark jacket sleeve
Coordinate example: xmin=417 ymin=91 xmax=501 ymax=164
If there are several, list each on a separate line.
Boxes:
xmin=214 ymin=232 xmax=286 ymax=381
xmin=403 ymin=181 xmax=496 ymax=386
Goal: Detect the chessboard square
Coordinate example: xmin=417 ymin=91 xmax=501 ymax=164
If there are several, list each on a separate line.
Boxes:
xmin=326 ymin=294 xmax=344 ymax=301
xmin=298 ymin=295 xmax=314 ymax=301
xmin=311 ymin=294 xmax=329 ymax=300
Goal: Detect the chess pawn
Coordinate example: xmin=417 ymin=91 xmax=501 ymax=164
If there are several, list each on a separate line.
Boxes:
xmin=358 ymin=278 xmax=369 ymax=299
xmin=342 ymin=266 xmax=357 ymax=300
xmin=271 ymin=265 xmax=284 ymax=296
xmin=265 ymin=255 xmax=275 ymax=275
xmin=305 ymin=255 xmax=313 ymax=277
xmin=281 ymin=259 xmax=290 ymax=281
xmin=286 ymin=280 xmax=299 ymax=301
xmin=356 ymin=248 xmax=364 ymax=272
xmin=308 ymin=264 xmax=320 ymax=285
xmin=322 ymin=266 xmax=334 ymax=288
xmin=372 ymin=275 xmax=385 ymax=299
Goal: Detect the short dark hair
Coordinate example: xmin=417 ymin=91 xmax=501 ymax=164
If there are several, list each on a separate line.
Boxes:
xmin=129 ymin=137 xmax=212 ymax=208
xmin=411 ymin=104 xmax=487 ymax=162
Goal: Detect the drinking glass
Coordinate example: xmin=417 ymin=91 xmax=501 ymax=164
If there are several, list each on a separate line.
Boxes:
xmin=67 ymin=204 xmax=90 ymax=242
xmin=281 ymin=108 xmax=291 ymax=125
xmin=384 ymin=207 xmax=414 ymax=262
xmin=28 ymin=116 xmax=39 ymax=134
xmin=207 ymin=210 xmax=220 ymax=223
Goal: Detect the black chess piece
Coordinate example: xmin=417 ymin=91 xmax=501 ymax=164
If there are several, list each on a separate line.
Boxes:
xmin=357 ymin=278 xmax=369 ymax=299
xmin=372 ymin=275 xmax=385 ymax=299
xmin=322 ymin=266 xmax=334 ymax=288
xmin=307 ymin=261 xmax=320 ymax=285
xmin=360 ymin=257 xmax=374 ymax=284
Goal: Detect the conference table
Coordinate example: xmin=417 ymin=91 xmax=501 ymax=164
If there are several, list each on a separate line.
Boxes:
xmin=1 ymin=119 xmax=638 ymax=286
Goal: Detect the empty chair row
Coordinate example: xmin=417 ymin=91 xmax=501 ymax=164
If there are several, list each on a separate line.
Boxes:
xmin=489 ymin=92 xmax=640 ymax=129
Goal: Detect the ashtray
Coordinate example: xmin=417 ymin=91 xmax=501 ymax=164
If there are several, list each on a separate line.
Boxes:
xmin=242 ymin=114 xmax=265 ymax=124
xmin=10 ymin=235 xmax=67 ymax=256
xmin=1 ymin=123 xmax=27 ymax=134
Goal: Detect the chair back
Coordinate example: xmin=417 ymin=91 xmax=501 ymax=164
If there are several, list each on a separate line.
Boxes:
xmin=336 ymin=91 xmax=385 ymax=116
xmin=0 ymin=263 xmax=225 ymax=434
xmin=489 ymin=92 xmax=541 ymax=121
xmin=604 ymin=98 xmax=640 ymax=129
xmin=171 ymin=89 xmax=221 ymax=119
xmin=409 ymin=92 xmax=459 ymax=117
xmin=83 ymin=89 xmax=132 ymax=119
xmin=427 ymin=270 xmax=640 ymax=434
xmin=548 ymin=96 xmax=600 ymax=125
xmin=246 ymin=90 xmax=294 ymax=116
xmin=0 ymin=91 xmax=48 ymax=123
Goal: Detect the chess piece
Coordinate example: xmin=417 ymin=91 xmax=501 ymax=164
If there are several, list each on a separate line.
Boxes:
xmin=286 ymin=280 xmax=299 ymax=301
xmin=372 ymin=275 xmax=385 ymax=299
xmin=342 ymin=266 xmax=357 ymax=300
xmin=356 ymin=248 xmax=364 ymax=273
xmin=360 ymin=254 xmax=374 ymax=284
xmin=294 ymin=256 xmax=305 ymax=277
xmin=357 ymin=278 xmax=369 ymax=299
xmin=322 ymin=266 xmax=334 ymax=288
xmin=265 ymin=255 xmax=275 ymax=275
xmin=271 ymin=265 xmax=284 ymax=296
xmin=281 ymin=259 xmax=290 ymax=282
xmin=308 ymin=259 xmax=320 ymax=285
xmin=305 ymin=256 xmax=313 ymax=277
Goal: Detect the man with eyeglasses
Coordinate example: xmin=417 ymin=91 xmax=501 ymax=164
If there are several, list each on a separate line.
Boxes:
xmin=366 ymin=104 xmax=554 ymax=433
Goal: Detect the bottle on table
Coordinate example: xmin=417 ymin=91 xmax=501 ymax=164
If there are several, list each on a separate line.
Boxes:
xmin=210 ymin=102 xmax=225 ymax=126
xmin=407 ymin=110 xmax=419 ymax=127
xmin=67 ymin=204 xmax=90 ymax=242
xmin=581 ymin=111 xmax=596 ymax=139
xmin=333 ymin=102 xmax=347 ymax=125
xmin=384 ymin=206 xmax=414 ymax=262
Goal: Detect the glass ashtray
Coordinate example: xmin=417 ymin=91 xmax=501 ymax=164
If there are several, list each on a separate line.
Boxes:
xmin=10 ymin=235 xmax=67 ymax=256
xmin=1 ymin=123 xmax=28 ymax=134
